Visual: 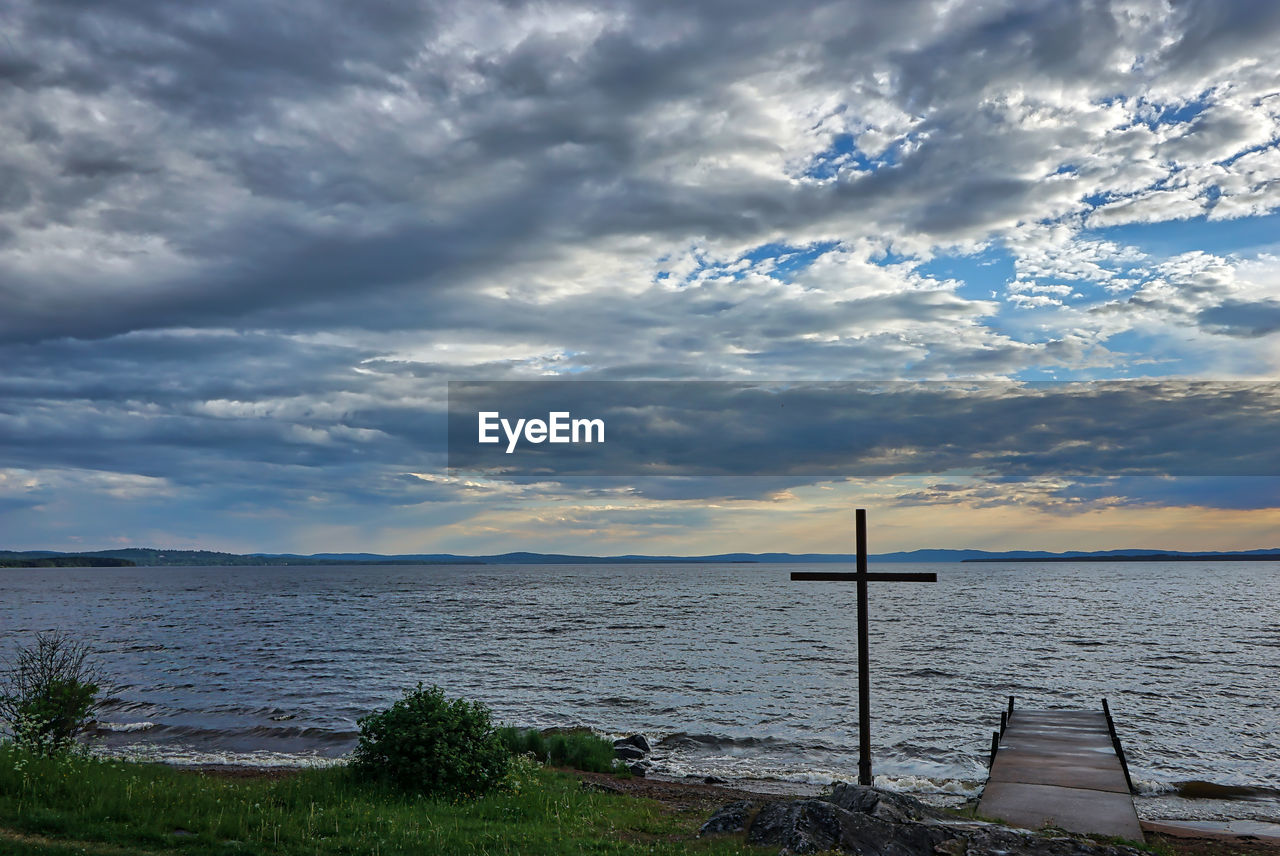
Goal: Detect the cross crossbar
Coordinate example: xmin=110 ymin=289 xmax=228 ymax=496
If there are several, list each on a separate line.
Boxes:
xmin=790 ymin=571 xmax=937 ymax=582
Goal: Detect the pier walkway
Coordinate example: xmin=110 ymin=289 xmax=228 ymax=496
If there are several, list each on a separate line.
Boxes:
xmin=977 ymin=699 xmax=1143 ymax=842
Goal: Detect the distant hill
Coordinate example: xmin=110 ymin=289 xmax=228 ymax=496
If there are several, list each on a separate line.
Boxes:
xmin=962 ymin=552 xmax=1280 ymax=562
xmin=0 ymin=549 xmax=480 ymax=567
xmin=0 ymin=555 xmax=136 ymax=568
xmin=1 ymin=547 xmax=1278 ymax=567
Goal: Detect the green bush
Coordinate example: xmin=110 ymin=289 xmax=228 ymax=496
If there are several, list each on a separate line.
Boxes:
xmin=351 ymin=684 xmax=511 ymax=798
xmin=496 ymin=726 xmax=622 ymax=773
xmin=0 ymin=631 xmax=106 ymax=756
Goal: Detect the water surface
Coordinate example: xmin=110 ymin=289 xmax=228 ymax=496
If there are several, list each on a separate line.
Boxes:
xmin=2 ymin=561 xmax=1277 ymax=822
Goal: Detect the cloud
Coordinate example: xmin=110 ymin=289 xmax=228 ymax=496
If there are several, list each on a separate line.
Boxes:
xmin=1197 ymin=298 xmax=1280 ymax=337
xmin=3 ymin=0 xmax=1280 ymax=548
xmin=889 ymin=475 xmax=1280 ymax=513
xmin=448 ymin=380 xmax=1280 ymax=478
xmin=1 ymin=0 xmax=1277 ymax=342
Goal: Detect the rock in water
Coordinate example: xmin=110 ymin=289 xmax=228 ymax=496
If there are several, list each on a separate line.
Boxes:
xmin=613 ymin=743 xmax=646 ymax=760
xmin=613 ymin=733 xmax=651 ymax=754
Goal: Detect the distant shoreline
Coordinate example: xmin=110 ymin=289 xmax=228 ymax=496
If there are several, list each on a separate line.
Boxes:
xmin=0 ymin=556 xmax=136 ymax=568
xmin=4 ymin=546 xmax=1279 ymax=567
xmin=961 ymin=554 xmax=1280 ymax=562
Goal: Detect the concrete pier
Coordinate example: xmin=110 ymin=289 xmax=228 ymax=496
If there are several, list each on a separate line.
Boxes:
xmin=978 ymin=706 xmax=1143 ymax=842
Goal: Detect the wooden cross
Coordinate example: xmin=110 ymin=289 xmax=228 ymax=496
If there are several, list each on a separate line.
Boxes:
xmin=792 ymin=509 xmax=936 ymax=786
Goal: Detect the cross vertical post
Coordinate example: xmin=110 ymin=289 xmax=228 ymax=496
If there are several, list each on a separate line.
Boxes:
xmin=855 ymin=508 xmax=872 ymax=786
xmin=792 ymin=509 xmax=936 ymax=786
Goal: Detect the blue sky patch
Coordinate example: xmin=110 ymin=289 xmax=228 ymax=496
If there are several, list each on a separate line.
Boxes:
xmin=803 ymin=133 xmax=894 ymax=179
xmin=741 ymin=240 xmax=841 ymax=280
xmin=1150 ymin=97 xmax=1209 ymax=128
xmin=917 ymin=245 xmax=1015 ymax=301
xmin=1084 ymin=211 xmax=1280 ymax=259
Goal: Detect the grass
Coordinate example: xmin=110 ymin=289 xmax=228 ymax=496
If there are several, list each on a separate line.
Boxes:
xmin=496 ymin=727 xmax=624 ymax=774
xmin=1086 ymin=832 xmax=1176 ymax=855
xmin=0 ymin=744 xmax=765 ymax=856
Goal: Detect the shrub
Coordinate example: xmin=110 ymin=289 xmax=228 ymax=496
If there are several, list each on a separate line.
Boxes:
xmin=0 ymin=630 xmax=107 ymax=755
xmin=351 ymin=684 xmax=511 ymax=798
xmin=497 ymin=726 xmax=622 ymax=774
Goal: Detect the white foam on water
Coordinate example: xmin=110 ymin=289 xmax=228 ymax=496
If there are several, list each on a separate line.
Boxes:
xmin=94 ymin=743 xmax=344 ymax=768
xmin=1133 ymin=778 xmax=1176 ymax=796
xmin=654 ymin=755 xmax=841 ymax=786
xmin=1135 ymin=792 xmax=1280 ymax=824
xmin=875 ymin=774 xmax=982 ymax=799
xmin=96 ymin=721 xmax=156 ymax=732
xmin=652 ymin=755 xmax=982 ymax=801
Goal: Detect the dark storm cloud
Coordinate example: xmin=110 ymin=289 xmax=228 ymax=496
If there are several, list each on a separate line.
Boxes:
xmin=0 ymin=332 xmax=375 ymax=405
xmin=1163 ymin=0 xmax=1280 ymax=76
xmin=1197 ymin=299 xmax=1280 ymax=337
xmin=449 ymin=381 xmax=1280 ymax=477
xmin=0 ymin=332 xmax=433 ymax=486
xmin=8 ymin=0 xmax=434 ymax=119
xmin=889 ymin=0 xmax=1123 ymax=108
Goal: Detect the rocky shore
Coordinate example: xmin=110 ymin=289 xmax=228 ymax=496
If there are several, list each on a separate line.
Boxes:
xmin=595 ymin=730 xmax=1280 ymax=855
xmin=570 ymin=769 xmax=1280 ymax=856
xmin=699 ymin=781 xmax=1148 ymax=855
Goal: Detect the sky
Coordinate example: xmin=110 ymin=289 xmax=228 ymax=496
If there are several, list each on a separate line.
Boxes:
xmin=1 ymin=0 xmax=1279 ymax=555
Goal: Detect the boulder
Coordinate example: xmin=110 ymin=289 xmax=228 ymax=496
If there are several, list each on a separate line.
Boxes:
xmin=703 ymin=787 xmax=1150 ymax=856
xmin=698 ymin=800 xmax=757 ymax=836
xmin=613 ymin=743 xmax=647 ymax=760
xmin=745 ymin=799 xmax=949 ymax=855
xmin=826 ymin=781 xmax=947 ymax=824
xmin=823 ymin=782 xmax=880 ymax=814
xmin=613 ymin=733 xmax=651 ymax=754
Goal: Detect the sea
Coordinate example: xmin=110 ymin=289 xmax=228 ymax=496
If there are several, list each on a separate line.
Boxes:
xmin=2 ymin=561 xmax=1277 ymax=824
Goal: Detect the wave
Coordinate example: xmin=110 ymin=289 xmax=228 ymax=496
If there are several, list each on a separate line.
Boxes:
xmin=1133 ymin=778 xmax=1176 ymax=796
xmin=653 ymin=755 xmax=981 ymax=800
xmin=97 ymin=698 xmax=155 ymax=713
xmin=874 ymin=774 xmax=982 ymax=799
xmin=1173 ymin=780 xmax=1280 ymax=801
xmin=94 ymin=721 xmax=357 ymax=744
xmin=655 ymin=756 xmax=842 ymax=789
xmin=94 ymin=721 xmax=156 ymax=733
xmin=898 ymin=668 xmax=957 ymax=678
xmin=656 ymin=732 xmax=790 ymax=751
xmin=96 ymin=745 xmax=343 ymax=768
xmin=169 ymin=724 xmax=355 ymax=743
